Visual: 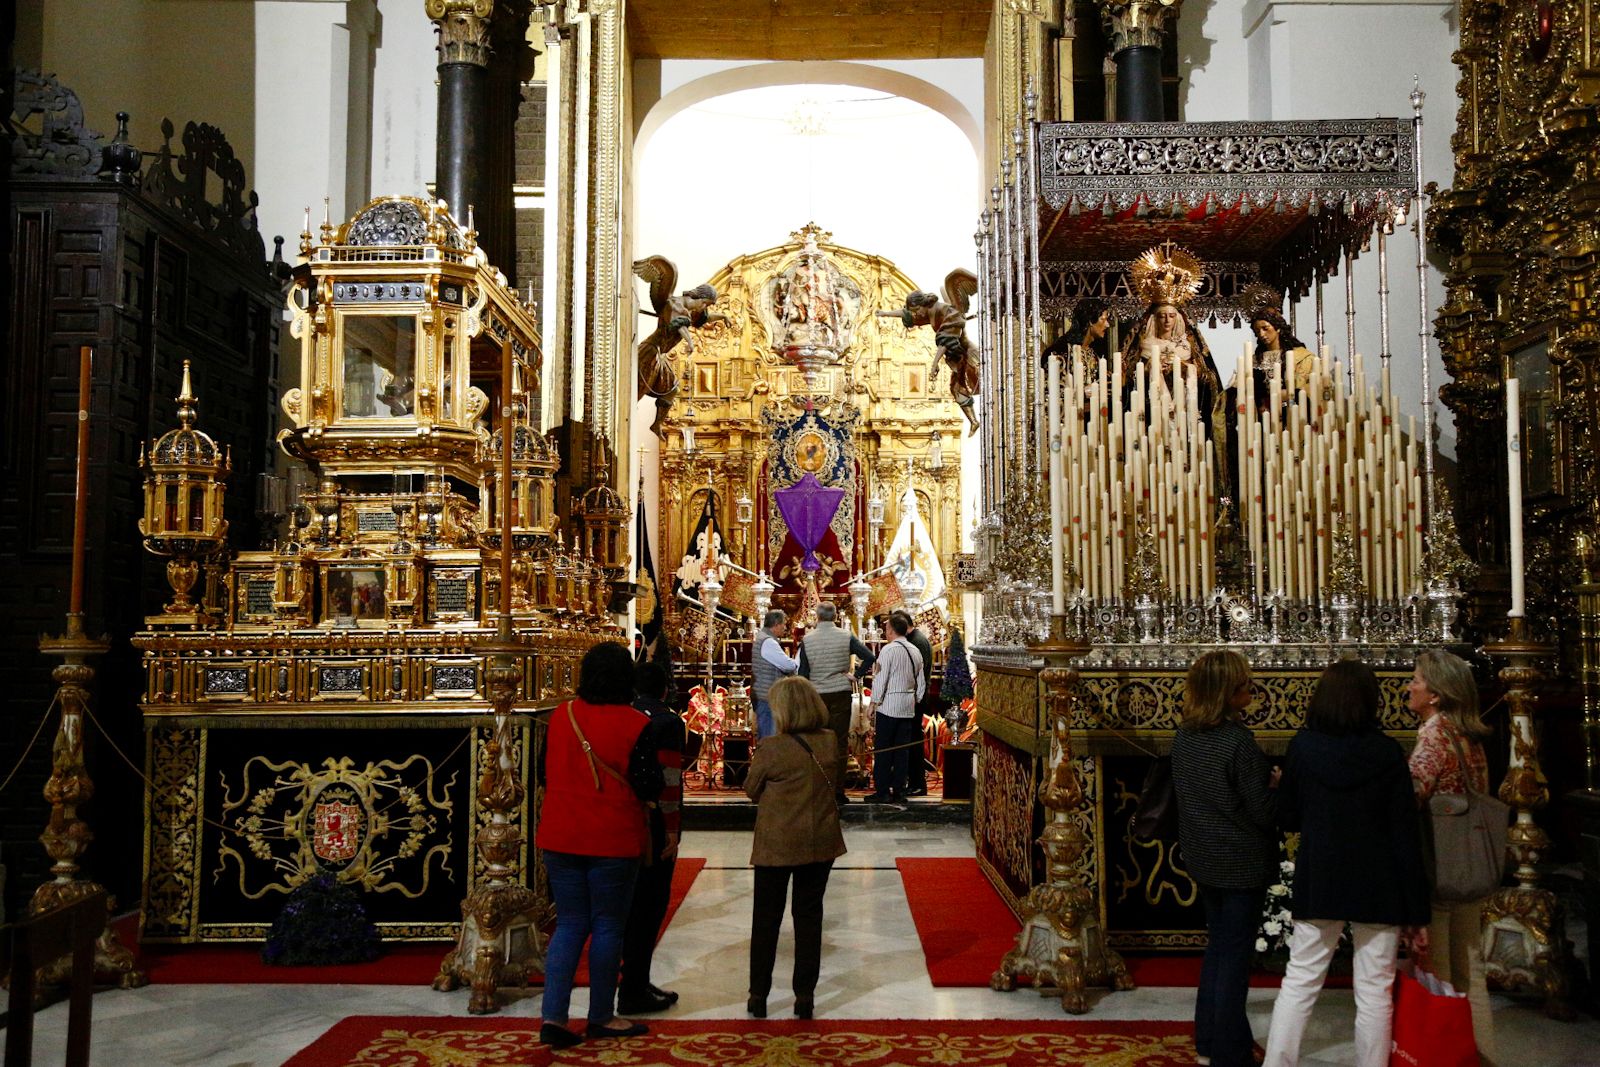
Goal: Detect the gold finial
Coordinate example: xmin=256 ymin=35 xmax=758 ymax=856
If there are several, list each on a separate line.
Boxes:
xmin=319 ymin=197 xmax=335 ymax=244
xmin=299 ymin=206 xmax=313 ymax=255
xmin=176 ymin=360 xmax=197 ymax=427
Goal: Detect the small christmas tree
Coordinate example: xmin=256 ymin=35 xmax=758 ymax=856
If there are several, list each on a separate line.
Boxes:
xmin=942 ymin=628 xmax=974 ymax=705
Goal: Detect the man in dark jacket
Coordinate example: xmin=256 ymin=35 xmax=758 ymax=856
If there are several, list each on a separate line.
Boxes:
xmin=617 ymin=661 xmax=684 ymax=1014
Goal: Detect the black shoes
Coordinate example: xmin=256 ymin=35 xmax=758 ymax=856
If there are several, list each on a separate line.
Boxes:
xmin=835 ymin=792 xmax=851 ymax=806
xmin=585 ymin=1019 xmax=649 ymax=1039
xmin=864 ymin=791 xmax=903 ymax=803
xmin=616 ymin=987 xmax=677 ymax=1014
xmin=747 ymin=994 xmax=767 ymax=1018
xmin=905 ymin=786 xmax=929 ymax=797
xmin=539 ymin=1023 xmax=582 ymax=1049
xmin=795 ymin=997 xmax=814 ymax=1019
xmin=649 ymin=983 xmax=680 ymax=1005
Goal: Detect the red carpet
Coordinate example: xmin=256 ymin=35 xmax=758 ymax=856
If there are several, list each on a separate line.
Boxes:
xmin=284 ymin=1016 xmax=1198 ymax=1066
xmin=897 ymin=858 xmax=1342 ymax=989
xmin=137 ymin=857 xmax=705 ymax=985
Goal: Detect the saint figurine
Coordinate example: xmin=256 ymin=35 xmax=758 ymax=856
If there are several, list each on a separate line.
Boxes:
xmin=634 ymin=255 xmax=728 ymax=437
xmin=1248 ymin=306 xmax=1315 ymax=411
xmin=1041 ymin=297 xmax=1112 ymax=374
xmin=879 ymin=269 xmax=981 ymax=431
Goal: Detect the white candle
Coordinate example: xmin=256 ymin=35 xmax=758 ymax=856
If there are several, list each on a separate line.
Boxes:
xmin=1507 ymin=377 xmax=1525 ymax=617
xmin=1049 ymin=352 xmax=1065 ymax=612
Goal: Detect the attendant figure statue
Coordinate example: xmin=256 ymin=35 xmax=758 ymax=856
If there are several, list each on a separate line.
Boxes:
xmin=1248 ymin=306 xmax=1315 ymax=411
xmin=880 ymin=270 xmax=981 ymax=431
xmin=1041 ymin=298 xmax=1112 ymax=375
xmin=634 ymin=256 xmax=728 ymax=437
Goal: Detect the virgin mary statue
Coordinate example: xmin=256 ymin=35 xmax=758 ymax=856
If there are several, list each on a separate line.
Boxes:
xmin=1119 ymin=242 xmax=1224 ymax=434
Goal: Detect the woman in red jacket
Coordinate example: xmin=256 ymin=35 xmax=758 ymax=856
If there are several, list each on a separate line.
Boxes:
xmin=537 ymin=642 xmax=662 ymax=1049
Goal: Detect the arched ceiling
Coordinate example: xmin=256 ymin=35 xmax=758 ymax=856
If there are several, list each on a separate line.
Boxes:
xmin=626 ymin=0 xmax=991 ymax=60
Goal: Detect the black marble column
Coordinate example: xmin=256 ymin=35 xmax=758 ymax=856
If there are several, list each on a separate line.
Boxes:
xmin=1113 ymin=45 xmax=1165 ymax=122
xmin=436 ymin=61 xmax=488 ymax=233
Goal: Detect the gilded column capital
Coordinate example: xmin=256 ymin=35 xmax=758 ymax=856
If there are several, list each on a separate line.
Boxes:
xmin=427 ymin=0 xmax=496 ymax=66
xmin=1096 ymin=0 xmax=1183 ymax=53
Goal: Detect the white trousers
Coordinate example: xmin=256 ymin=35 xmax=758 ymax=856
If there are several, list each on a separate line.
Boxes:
xmin=1263 ymin=918 xmax=1399 ymax=1067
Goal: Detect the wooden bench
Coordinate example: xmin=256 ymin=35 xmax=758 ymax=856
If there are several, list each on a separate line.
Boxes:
xmin=1 ymin=889 xmax=106 ymax=1067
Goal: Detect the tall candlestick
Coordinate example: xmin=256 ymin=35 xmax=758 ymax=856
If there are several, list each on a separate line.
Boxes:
xmin=70 ymin=346 xmax=93 ymax=619
xmin=1507 ymin=377 xmax=1525 ymax=617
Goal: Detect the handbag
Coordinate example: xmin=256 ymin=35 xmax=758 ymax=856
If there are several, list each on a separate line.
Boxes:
xmin=1132 ymin=755 xmax=1179 ymax=841
xmin=1427 ymin=734 xmax=1509 ymax=903
xmin=1389 ymin=959 xmax=1480 ymax=1067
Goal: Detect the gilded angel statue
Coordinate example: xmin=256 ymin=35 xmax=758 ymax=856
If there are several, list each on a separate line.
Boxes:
xmin=879 ymin=269 xmax=981 ymax=431
xmin=634 ymin=256 xmax=728 ymax=437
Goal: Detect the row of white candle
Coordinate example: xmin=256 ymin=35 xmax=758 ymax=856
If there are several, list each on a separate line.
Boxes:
xmin=1056 ymin=350 xmax=1216 ymax=601
xmin=1048 ymin=343 xmax=1426 ymax=602
xmin=1233 ymin=346 xmax=1424 ymax=602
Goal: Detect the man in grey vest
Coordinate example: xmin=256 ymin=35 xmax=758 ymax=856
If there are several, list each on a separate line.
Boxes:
xmin=798 ymin=603 xmax=875 ymax=805
xmin=751 ymin=608 xmax=799 ymax=739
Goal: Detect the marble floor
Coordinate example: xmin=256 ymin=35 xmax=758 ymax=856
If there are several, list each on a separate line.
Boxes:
xmin=16 ymin=826 xmax=1600 ymax=1066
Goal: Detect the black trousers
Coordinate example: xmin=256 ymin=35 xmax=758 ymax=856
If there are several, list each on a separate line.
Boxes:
xmin=749 ymin=861 xmax=834 ymax=1000
xmin=819 ymin=689 xmax=853 ymax=792
xmin=619 ymin=855 xmax=676 ymax=996
xmin=906 ymin=711 xmax=928 ymax=791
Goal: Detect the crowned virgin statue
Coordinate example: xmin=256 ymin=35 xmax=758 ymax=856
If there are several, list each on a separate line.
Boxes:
xmin=1119 ymin=242 xmax=1225 ymax=428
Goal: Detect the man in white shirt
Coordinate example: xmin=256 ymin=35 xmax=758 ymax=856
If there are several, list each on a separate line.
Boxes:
xmin=865 ymin=612 xmax=925 ymax=803
xmin=750 ymin=609 xmax=799 ymax=739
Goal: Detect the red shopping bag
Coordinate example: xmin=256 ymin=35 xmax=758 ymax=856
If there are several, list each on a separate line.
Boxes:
xmin=1389 ymin=961 xmax=1479 ymax=1067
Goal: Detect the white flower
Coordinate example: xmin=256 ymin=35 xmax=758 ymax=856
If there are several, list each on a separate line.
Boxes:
xmin=1256 ymin=938 xmax=1269 ymax=953
xmin=1264 ymin=920 xmax=1282 ymax=935
xmin=1270 ymin=884 xmax=1289 ymax=897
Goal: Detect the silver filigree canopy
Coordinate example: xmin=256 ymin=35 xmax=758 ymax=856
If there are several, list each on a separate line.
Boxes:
xmin=346 ymin=198 xmax=465 ymax=248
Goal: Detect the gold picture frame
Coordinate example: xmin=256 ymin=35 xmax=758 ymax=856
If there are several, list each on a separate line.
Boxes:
xmin=321 ymin=564 xmax=390 ymax=628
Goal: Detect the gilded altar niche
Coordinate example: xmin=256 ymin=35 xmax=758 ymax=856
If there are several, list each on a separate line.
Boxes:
xmin=1432 ymin=0 xmax=1600 ymax=662
xmin=656 ymin=227 xmax=965 ymax=619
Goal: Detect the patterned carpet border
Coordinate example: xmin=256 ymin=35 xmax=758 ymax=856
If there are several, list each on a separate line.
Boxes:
xmin=284 ymin=1016 xmax=1198 ymax=1066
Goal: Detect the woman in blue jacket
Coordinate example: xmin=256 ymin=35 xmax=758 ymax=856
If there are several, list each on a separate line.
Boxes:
xmin=1262 ymin=658 xmax=1430 ymax=1067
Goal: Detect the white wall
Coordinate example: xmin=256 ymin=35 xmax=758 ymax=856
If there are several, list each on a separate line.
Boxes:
xmin=1181 ymin=0 xmax=1459 ymax=457
xmin=368 ymin=0 xmax=439 ymax=203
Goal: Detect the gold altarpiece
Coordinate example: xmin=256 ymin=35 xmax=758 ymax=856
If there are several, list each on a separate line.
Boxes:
xmin=654 ymin=229 xmax=966 ymax=655
xmin=1431 ymin=0 xmax=1600 ymax=1016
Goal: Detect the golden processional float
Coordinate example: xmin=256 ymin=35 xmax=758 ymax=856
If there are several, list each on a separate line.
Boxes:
xmin=978 ymin=86 xmax=1567 ymax=1014
xmin=132 ymin=198 xmax=623 ymax=1006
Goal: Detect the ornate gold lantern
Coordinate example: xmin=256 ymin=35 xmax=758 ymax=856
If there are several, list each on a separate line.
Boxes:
xmin=138 ymin=361 xmax=230 ymax=626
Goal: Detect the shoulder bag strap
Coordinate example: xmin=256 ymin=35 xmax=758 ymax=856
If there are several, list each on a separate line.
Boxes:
xmin=1446 ymin=731 xmax=1482 ymax=797
xmin=791 ymin=734 xmax=836 ymax=794
xmin=566 ymin=701 xmax=631 ymax=793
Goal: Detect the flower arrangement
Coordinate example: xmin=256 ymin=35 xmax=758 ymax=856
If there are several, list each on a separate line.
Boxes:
xmin=1257 ymin=845 xmax=1297 ymax=956
xmin=262 ymin=873 xmax=382 ymax=966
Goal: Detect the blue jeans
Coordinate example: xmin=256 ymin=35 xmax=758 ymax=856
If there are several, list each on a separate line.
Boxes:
xmin=541 ymin=851 xmax=639 ymax=1026
xmin=755 ymin=698 xmax=775 ymax=739
xmin=1195 ymin=883 xmax=1267 ymax=1067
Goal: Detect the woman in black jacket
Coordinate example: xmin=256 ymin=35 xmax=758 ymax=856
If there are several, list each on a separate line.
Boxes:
xmin=1262 ymin=659 xmax=1430 ymax=1067
xmin=1171 ymin=649 xmax=1279 ymax=1067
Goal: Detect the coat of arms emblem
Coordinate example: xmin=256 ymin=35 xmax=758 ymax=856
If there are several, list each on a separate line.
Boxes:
xmin=310 ymin=784 xmax=366 ymax=867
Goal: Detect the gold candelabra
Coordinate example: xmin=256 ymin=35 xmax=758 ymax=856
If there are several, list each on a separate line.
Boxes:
xmin=991 ymin=638 xmax=1133 ymax=1012
xmin=32 ymin=346 xmax=145 ymax=991
xmin=1481 ymin=617 xmax=1575 ymax=1019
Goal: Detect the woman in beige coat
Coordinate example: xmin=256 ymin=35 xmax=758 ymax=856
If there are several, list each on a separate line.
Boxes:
xmin=745 ymin=676 xmax=848 ymax=1019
